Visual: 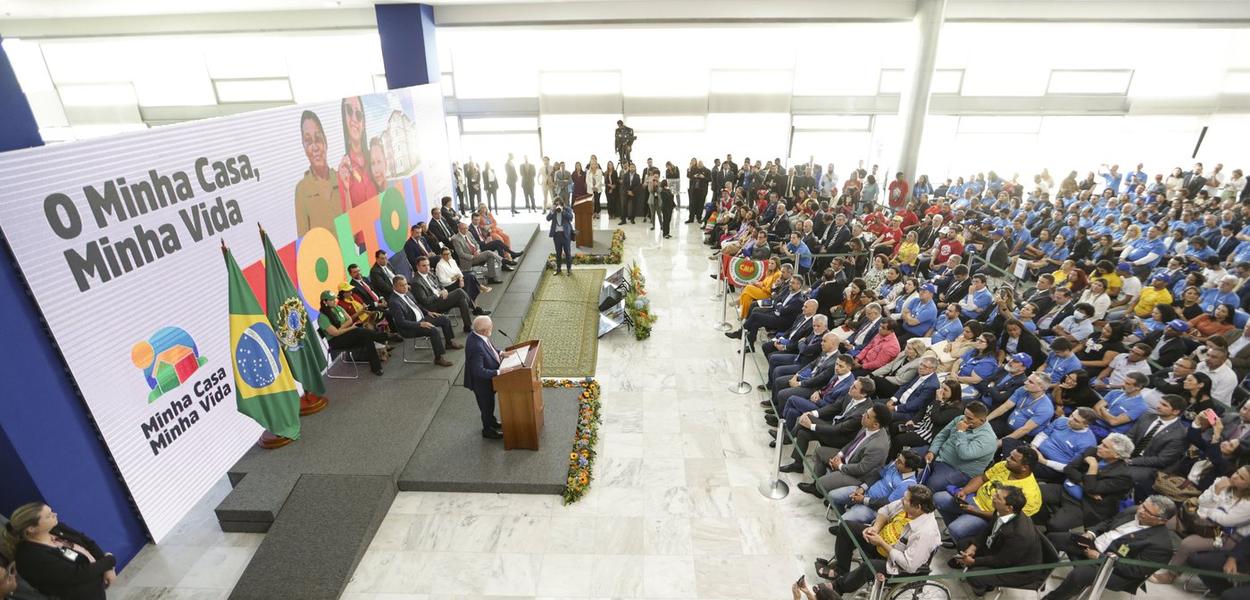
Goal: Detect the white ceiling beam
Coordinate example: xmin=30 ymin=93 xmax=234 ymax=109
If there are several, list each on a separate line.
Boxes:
xmin=0 ymin=9 xmax=376 ymax=38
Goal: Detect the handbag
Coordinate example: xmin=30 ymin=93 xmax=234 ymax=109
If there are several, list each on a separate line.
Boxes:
xmin=1176 ymin=497 xmax=1221 ymax=539
xmin=1153 ymin=471 xmax=1202 ymax=502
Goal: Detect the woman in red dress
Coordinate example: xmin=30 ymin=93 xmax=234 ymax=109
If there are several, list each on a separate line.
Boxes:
xmin=337 ymin=96 xmax=379 ymax=210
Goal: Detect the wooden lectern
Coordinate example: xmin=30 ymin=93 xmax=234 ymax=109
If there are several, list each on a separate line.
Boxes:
xmin=572 ymin=194 xmax=594 ymax=248
xmin=492 ymin=340 xmax=544 ymax=450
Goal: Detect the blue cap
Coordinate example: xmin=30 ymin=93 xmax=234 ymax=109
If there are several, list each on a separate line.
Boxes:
xmin=920 ymin=283 xmax=938 ymax=294
xmin=1010 ymin=353 xmax=1033 ymax=368
xmin=1151 ymin=274 xmax=1170 ymax=283
xmin=992 ymin=229 xmax=1005 ymax=236
xmin=1116 ymin=262 xmax=1133 ymax=272
xmin=1167 ymin=319 xmax=1190 ymax=332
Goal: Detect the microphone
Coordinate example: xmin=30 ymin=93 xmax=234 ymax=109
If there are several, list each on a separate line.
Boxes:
xmin=497 ymin=329 xmax=516 ymax=344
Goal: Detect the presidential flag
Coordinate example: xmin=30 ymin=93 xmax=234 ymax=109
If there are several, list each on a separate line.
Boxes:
xmin=224 ymin=245 xmax=300 ymax=440
xmin=261 ymin=228 xmax=327 ymax=397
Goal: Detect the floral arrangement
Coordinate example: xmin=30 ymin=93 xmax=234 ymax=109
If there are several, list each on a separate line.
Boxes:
xmin=546 ymin=378 xmax=601 ymax=504
xmin=546 ymin=228 xmax=626 ymax=270
xmin=624 ymin=261 xmax=656 ymax=340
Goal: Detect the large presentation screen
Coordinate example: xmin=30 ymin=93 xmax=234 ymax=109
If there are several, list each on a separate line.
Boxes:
xmin=0 ymin=83 xmax=452 ymax=541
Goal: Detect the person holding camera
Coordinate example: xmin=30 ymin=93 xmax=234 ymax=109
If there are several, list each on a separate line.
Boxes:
xmin=547 ymin=199 xmax=575 ymax=276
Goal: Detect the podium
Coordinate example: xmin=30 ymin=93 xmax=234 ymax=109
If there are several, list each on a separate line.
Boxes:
xmin=492 ymin=340 xmax=544 ymax=450
xmin=572 ymin=194 xmax=594 ymax=248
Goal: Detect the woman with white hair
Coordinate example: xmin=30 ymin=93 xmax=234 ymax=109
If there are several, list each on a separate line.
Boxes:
xmin=1037 ymin=432 xmax=1135 ymax=532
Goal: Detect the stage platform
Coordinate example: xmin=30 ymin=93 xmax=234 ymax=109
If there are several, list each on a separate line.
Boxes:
xmin=398 ymin=385 xmax=579 ymax=495
xmin=215 ymin=222 xmax=586 ymax=600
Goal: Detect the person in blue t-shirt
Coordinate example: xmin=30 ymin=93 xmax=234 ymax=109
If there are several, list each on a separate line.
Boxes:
xmin=930 ymin=304 xmax=964 ymax=344
xmin=1042 ymin=338 xmax=1083 ymax=387
xmin=900 ymin=283 xmax=938 ymax=340
xmin=990 ymin=372 xmax=1056 ymax=444
xmin=1089 ymin=372 xmax=1149 ymax=439
xmin=783 ymin=231 xmax=813 ymax=273
xmin=1027 ymin=407 xmax=1098 ymax=482
xmin=950 ymin=333 xmax=1001 ymax=388
xmin=827 ymin=450 xmax=925 ymax=524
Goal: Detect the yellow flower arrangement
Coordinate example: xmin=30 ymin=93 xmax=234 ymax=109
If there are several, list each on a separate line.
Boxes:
xmin=546 ymin=229 xmax=626 ymax=270
xmin=545 ymin=378 xmax=601 ymax=504
xmin=624 ymin=260 xmax=656 ymax=340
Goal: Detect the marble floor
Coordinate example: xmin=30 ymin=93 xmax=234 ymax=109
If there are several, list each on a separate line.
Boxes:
xmin=105 ymin=209 xmax=1206 ymax=600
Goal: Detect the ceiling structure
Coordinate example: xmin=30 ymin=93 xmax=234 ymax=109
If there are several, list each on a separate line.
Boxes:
xmin=0 ymin=0 xmax=1245 ymax=38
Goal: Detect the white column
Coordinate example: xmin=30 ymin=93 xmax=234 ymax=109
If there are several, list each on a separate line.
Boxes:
xmin=895 ymin=0 xmax=947 ymax=184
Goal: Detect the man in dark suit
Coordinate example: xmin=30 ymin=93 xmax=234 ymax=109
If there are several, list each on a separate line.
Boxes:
xmin=1043 ymin=498 xmax=1178 ymax=600
xmin=886 ymin=357 xmax=941 ymax=421
xmin=546 ymin=199 xmax=575 ymax=276
xmin=427 ymin=207 xmax=456 ymax=249
xmin=386 ymin=277 xmax=455 ymax=368
xmin=519 ymin=156 xmax=537 ymax=212
xmin=464 ymin=315 xmax=508 ymax=439
xmin=619 ymin=164 xmax=641 ymax=225
xmin=1183 ymin=163 xmax=1207 ymax=199
xmin=728 ymin=275 xmax=806 ymax=348
xmin=781 ymin=376 xmax=877 ymax=470
xmin=505 ymin=153 xmax=519 ymax=215
xmin=469 ymin=213 xmax=520 ymax=263
xmin=761 ymin=299 xmax=817 ymax=359
xmin=950 ymin=486 xmax=1045 ymax=596
xmin=1220 ymin=320 xmax=1250 ymax=382
xmin=368 ymin=250 xmax=399 ymax=299
xmin=404 ymin=223 xmax=440 ymax=271
xmin=1143 ymin=320 xmax=1192 ymax=365
xmin=1039 ymin=433 xmax=1134 ymax=532
xmin=802 ymin=400 xmax=892 ymax=497
xmin=773 ymin=355 xmax=858 ymax=432
xmin=347 ymin=263 xmax=386 ymax=311
xmin=1124 ymin=395 xmax=1188 ymax=500
xmin=764 ymin=315 xmax=828 ymax=387
xmin=769 ymin=332 xmax=840 ymax=407
xmin=981 ymin=228 xmax=1011 ymax=273
xmin=410 ymin=256 xmax=483 ymax=333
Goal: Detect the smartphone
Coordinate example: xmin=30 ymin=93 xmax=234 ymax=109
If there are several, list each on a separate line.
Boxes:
xmin=795 ymin=574 xmax=807 ymax=588
xmin=1203 ymin=408 xmax=1219 ymax=426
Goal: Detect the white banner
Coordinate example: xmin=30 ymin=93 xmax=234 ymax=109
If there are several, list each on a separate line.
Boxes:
xmin=0 ymin=84 xmax=452 ymax=541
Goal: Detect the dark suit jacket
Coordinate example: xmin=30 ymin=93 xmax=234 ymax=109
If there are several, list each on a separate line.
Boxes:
xmin=771 ymin=291 xmax=805 ymax=323
xmin=1090 ymin=508 xmax=1178 ymax=586
xmin=1000 ymin=329 xmax=1046 ymax=374
xmin=1220 ymin=329 xmax=1250 ymax=381
xmin=14 ymin=523 xmax=115 ymax=600
xmin=797 ymin=353 xmax=840 ymax=390
xmin=1062 ymin=449 xmax=1134 ymax=524
xmin=546 ymin=206 xmax=574 ymax=238
xmin=1183 ymin=172 xmax=1207 ymax=198
xmin=386 ymin=292 xmax=427 ymax=336
xmin=410 ymin=272 xmax=447 ymax=308
xmin=1125 ymin=414 xmax=1186 ymax=470
xmin=774 ymin=315 xmax=815 ymax=353
xmin=427 ymin=218 xmax=455 ymax=248
xmin=976 ymin=368 xmax=1028 ymax=408
xmin=404 ymin=236 xmax=438 ymax=271
xmin=813 ymin=395 xmax=873 ymax=437
xmin=984 ymin=239 xmax=1010 ymax=271
xmin=464 ymin=332 xmax=500 ymax=395
xmin=1144 ymin=334 xmax=1190 ymax=370
xmin=349 ymin=276 xmax=383 ymax=307
xmin=967 ymin=514 xmax=1044 ymax=588
xmin=369 ymin=263 xmax=397 ymax=298
xmin=892 ymin=372 xmax=940 ymax=417
xmin=939 ymin=277 xmax=971 ymax=306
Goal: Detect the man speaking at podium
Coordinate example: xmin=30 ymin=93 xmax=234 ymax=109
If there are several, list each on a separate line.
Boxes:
xmin=465 ymin=315 xmax=513 ymax=440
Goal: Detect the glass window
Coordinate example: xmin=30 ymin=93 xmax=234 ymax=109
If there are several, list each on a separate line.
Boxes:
xmin=710 ymin=70 xmax=792 ymax=94
xmin=792 ymin=115 xmax=872 ymax=131
xmin=540 ymin=71 xmax=621 ymax=96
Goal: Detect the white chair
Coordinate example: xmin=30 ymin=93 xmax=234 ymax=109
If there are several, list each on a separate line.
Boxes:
xmin=402 ymin=336 xmax=435 ymax=364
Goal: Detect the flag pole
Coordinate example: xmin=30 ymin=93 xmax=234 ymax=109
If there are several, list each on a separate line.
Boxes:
xmin=259 ymin=224 xmax=328 ymax=416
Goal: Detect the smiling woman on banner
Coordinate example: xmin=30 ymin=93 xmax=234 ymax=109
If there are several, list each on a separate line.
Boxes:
xmin=293 ymin=110 xmax=342 ymax=237
xmin=337 ymin=96 xmax=378 ymax=210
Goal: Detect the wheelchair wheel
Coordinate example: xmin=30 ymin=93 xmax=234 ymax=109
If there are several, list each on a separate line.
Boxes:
xmin=886 ymin=581 xmax=949 ymax=600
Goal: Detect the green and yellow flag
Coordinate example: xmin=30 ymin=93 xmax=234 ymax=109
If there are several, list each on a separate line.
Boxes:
xmin=261 ymin=229 xmax=327 ymax=397
xmin=224 ymin=245 xmax=300 ymax=440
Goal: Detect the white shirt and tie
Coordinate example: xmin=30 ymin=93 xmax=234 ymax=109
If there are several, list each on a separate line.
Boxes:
xmin=397 ymin=292 xmax=424 ymax=321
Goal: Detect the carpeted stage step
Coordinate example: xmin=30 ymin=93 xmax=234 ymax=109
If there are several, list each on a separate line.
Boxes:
xmin=227 ymin=474 xmax=394 ymax=600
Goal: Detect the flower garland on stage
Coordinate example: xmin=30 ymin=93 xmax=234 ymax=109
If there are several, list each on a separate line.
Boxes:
xmin=624 ymin=261 xmax=656 ymax=340
xmin=546 ymin=378 xmax=601 ymax=504
xmin=545 ymin=228 xmax=626 ymax=270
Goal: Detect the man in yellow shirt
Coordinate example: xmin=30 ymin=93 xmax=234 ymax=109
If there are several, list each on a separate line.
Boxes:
xmin=1131 ymin=275 xmax=1173 ymax=318
xmin=933 ymin=447 xmax=1042 ymax=545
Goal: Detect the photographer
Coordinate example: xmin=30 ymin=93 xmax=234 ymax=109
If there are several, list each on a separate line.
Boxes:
xmin=547 ymin=199 xmax=575 ymax=276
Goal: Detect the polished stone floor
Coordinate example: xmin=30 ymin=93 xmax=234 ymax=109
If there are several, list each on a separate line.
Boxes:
xmin=106 ymin=208 xmax=1205 ymax=600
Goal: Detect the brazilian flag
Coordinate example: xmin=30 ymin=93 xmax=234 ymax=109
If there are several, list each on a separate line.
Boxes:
xmin=225 ymin=246 xmax=300 ymax=440
xmin=261 ymin=229 xmax=327 ymax=396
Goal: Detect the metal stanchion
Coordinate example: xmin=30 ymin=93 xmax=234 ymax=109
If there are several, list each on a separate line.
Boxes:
xmin=1088 ymin=555 xmax=1118 ymax=599
xmin=758 ymin=421 xmax=791 ymax=499
xmin=729 ymin=333 xmax=752 ymax=394
xmin=709 ymin=258 xmax=725 ymax=301
xmin=713 ymin=279 xmax=733 ymax=331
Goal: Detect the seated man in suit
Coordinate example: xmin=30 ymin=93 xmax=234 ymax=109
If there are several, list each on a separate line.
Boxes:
xmin=768 ymin=332 xmax=840 ymax=408
xmin=1043 ymin=497 xmax=1178 ymax=600
xmin=369 ymin=250 xmax=399 ymax=299
xmin=386 ymin=276 xmax=456 ymax=368
xmin=885 ymin=356 xmax=940 ymax=421
xmin=404 ymin=223 xmax=441 ymax=271
xmin=799 ymin=402 xmax=892 ymax=498
xmin=427 ymin=207 xmax=457 ymax=250
xmin=839 ymin=302 xmax=883 ymax=355
xmin=452 ymin=222 xmax=507 ymax=284
xmin=781 ymin=376 xmax=876 ymax=467
xmin=1124 ymin=394 xmax=1188 ymax=501
xmin=762 ymin=299 xmax=817 ymax=359
xmin=1038 ymin=433 xmax=1134 ymax=532
xmin=948 ymin=485 xmax=1045 ymax=597
xmin=770 ymin=354 xmax=856 ymax=432
xmin=763 ymin=314 xmax=827 ymax=387
xmin=727 ymin=275 xmax=806 ymax=349
xmin=464 ymin=315 xmax=511 ymax=439
xmin=347 ymin=263 xmax=387 ymax=311
xmin=410 ymin=256 xmax=485 ymax=334
xmin=935 ymin=447 xmax=1043 ymax=546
